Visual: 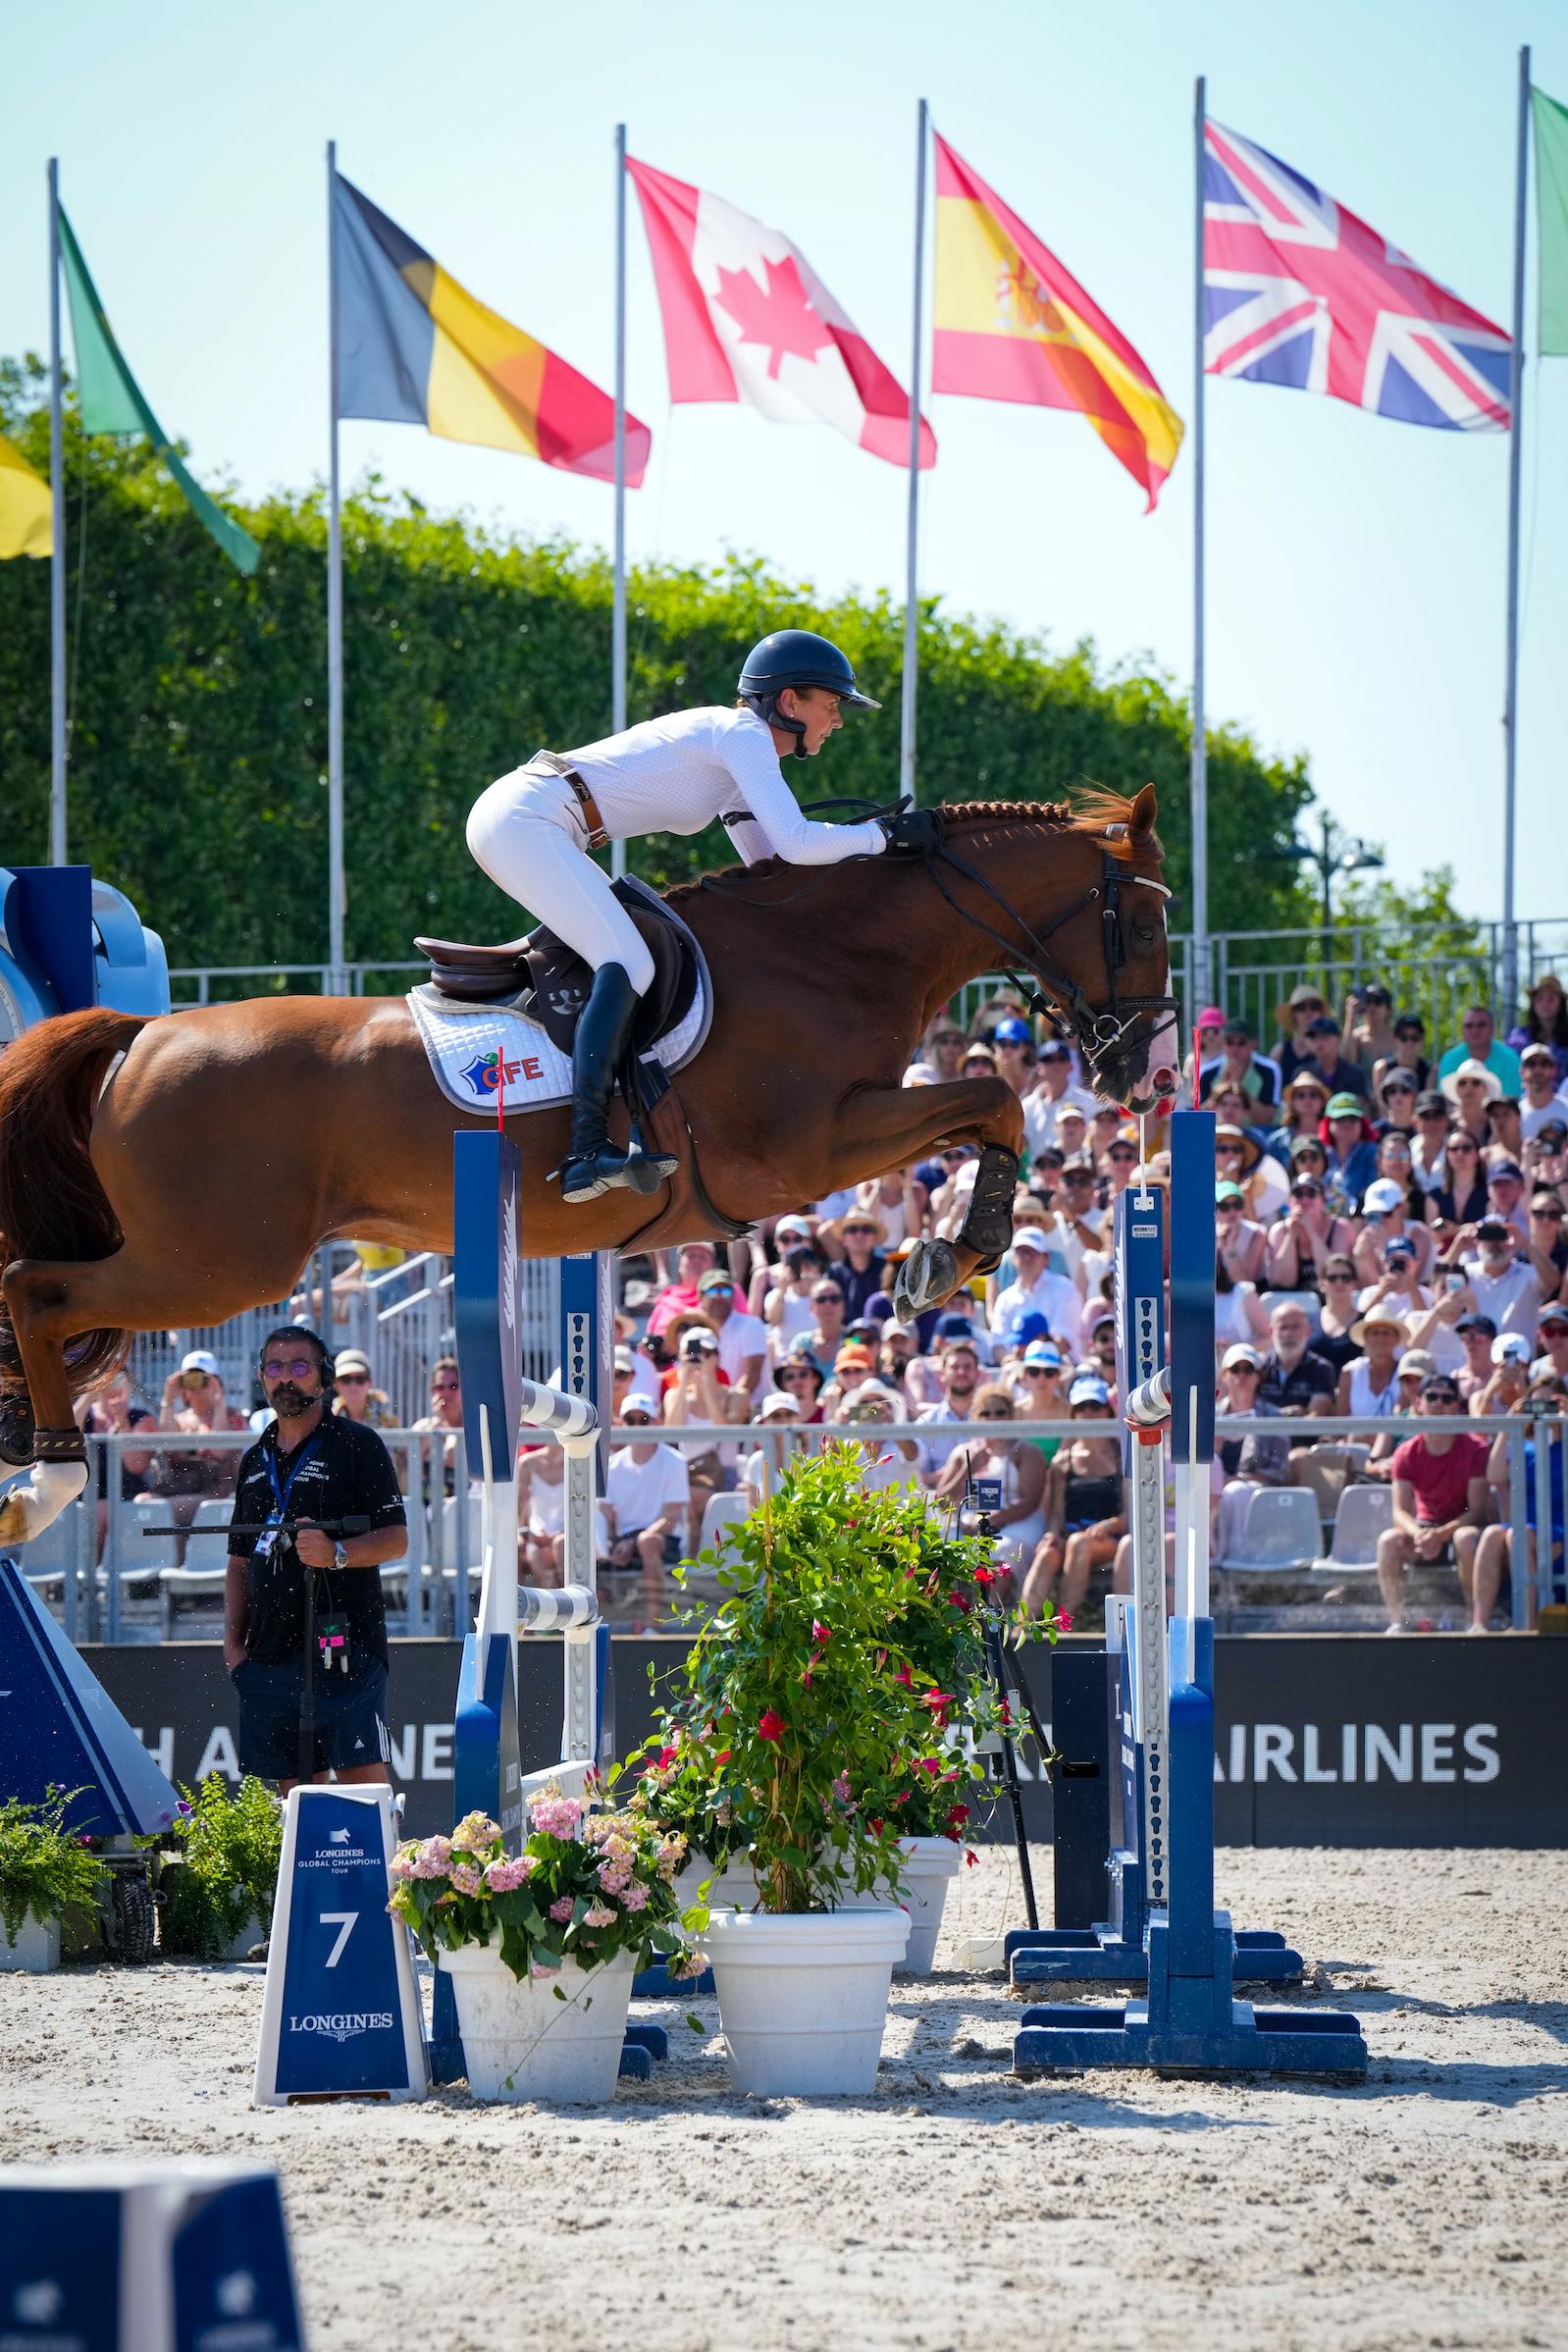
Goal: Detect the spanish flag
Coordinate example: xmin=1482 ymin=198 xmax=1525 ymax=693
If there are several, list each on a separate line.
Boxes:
xmin=334 ymin=175 xmax=649 ymax=487
xmin=931 ymin=134 xmax=1181 ymax=510
xmin=0 ymin=429 xmax=50 ymax=559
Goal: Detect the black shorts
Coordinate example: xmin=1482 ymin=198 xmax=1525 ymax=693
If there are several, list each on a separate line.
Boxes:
xmin=233 ymin=1657 xmax=390 ymax=1781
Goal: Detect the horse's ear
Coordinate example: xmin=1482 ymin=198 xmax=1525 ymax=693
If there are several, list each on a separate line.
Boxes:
xmin=1130 ymin=782 xmax=1158 ymax=840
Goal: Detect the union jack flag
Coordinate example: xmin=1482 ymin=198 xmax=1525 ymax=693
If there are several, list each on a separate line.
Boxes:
xmin=1203 ymin=119 xmax=1510 ymax=433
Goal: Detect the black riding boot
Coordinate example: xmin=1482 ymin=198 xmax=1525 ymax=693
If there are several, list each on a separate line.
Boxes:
xmin=558 ymin=962 xmax=676 ymax=1203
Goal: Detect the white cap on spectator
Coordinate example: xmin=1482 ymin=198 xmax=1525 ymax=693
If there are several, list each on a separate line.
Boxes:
xmin=1361 ymin=1177 xmax=1405 ymax=1215
xmin=1070 ymin=1375 xmax=1112 ymax=1406
xmin=1491 ymin=1333 xmax=1532 ymax=1366
xmin=757 ymin=1392 xmax=800 ymax=1419
xmin=180 ymin=1349 xmax=221 ymax=1379
xmin=1011 ymin=1226 xmax=1050 ymax=1253
xmin=775 ymin=1215 xmax=814 ymax=1241
xmin=1221 ymin=1344 xmax=1263 ymax=1371
xmin=621 ymin=1392 xmax=660 ymax=1420
xmin=901 ymin=1061 xmax=940 ymax=1087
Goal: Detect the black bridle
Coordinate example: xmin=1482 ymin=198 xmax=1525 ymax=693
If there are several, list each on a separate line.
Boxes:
xmin=702 ymin=796 xmax=1179 ymax=1090
xmin=917 ymin=827 xmax=1179 ymax=1089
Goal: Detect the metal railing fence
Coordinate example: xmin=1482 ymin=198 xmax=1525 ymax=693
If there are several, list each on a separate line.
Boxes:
xmin=14 ymin=1411 xmax=1557 ymax=1644
xmin=171 ymin=915 xmax=1568 ymax=1043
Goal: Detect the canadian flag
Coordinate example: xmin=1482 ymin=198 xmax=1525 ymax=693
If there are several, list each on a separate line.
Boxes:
xmin=627 ymin=156 xmax=935 ymax=470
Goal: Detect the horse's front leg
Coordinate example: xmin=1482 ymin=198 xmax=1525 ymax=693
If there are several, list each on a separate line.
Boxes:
xmin=823 ymin=1076 xmax=1024 ymax=1323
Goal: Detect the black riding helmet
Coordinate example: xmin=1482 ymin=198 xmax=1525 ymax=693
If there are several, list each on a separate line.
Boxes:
xmin=738 ymin=629 xmax=879 ymax=754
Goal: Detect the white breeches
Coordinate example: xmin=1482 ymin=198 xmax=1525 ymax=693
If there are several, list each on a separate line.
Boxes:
xmin=466 ymin=767 xmax=655 ymax=996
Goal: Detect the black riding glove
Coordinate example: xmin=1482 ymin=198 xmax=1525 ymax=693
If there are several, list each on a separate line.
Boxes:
xmin=877 ymin=803 xmax=942 ymax=855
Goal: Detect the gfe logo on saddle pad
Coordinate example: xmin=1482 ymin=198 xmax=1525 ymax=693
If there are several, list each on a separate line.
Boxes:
xmin=461 ymin=1050 xmax=546 ymax=1100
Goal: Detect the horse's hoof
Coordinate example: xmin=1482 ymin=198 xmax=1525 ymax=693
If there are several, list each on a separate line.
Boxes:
xmin=0 ymin=1396 xmax=35 ymax=1469
xmin=893 ymin=1238 xmax=959 ymax=1323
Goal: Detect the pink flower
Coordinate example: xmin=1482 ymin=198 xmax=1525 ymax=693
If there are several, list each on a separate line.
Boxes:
xmin=448 ymin=1862 xmax=483 ymax=1897
xmin=388 ymin=1850 xmax=417 ymax=1882
xmin=921 ymin=1690 xmax=956 ymax=1723
xmin=528 ymin=1792 xmax=584 ymax=1838
xmin=758 ymin=1710 xmax=786 ymax=1743
xmin=832 ymin=1774 xmax=852 ymax=1803
xmin=549 ymin=1897 xmax=575 ymax=1923
xmin=810 ymin=1620 xmax=832 ymax=1644
xmin=584 ymin=1904 xmax=617 ymax=1928
xmin=483 ymin=1855 xmax=536 ymax=1893
xmin=1057 ymin=1610 xmax=1073 ymax=1633
xmin=531 ymin=1962 xmax=560 ymax=1980
xmin=598 ymin=1861 xmax=632 ymax=1894
xmin=414 ymin=1836 xmax=452 ymax=1879
xmin=618 ymin=1884 xmax=649 ymax=1912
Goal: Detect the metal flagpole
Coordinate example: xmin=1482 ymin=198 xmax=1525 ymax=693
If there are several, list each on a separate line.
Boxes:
xmin=611 ymin=122 xmax=628 ymax=880
xmin=900 ymin=98 xmax=928 ymax=806
xmin=1189 ymin=78 xmax=1210 ymax=1015
xmin=1501 ymin=44 xmax=1530 ymax=1018
xmin=48 ymin=157 xmax=67 ymax=865
xmin=326 ymin=139 xmax=347 ymax=991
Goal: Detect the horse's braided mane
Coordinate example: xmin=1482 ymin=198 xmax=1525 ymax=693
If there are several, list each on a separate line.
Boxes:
xmin=661 ymin=788 xmax=1139 ymax=907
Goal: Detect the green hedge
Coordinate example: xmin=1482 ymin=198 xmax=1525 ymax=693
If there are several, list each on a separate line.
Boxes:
xmin=0 ymin=362 xmax=1314 ymax=974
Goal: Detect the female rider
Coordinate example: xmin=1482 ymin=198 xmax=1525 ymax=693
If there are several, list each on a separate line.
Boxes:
xmin=466 ymin=630 xmax=934 ymax=1205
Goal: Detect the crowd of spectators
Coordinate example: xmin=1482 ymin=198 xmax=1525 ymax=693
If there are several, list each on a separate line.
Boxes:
xmin=74 ymin=973 xmax=1568 ymax=1638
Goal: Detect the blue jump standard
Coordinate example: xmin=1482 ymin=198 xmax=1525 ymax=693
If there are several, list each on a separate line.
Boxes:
xmin=1012 ymin=1639 xmax=1367 ymax=2078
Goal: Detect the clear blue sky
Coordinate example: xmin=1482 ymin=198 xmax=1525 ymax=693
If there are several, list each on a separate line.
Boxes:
xmin=5 ymin=0 xmax=1564 ymax=921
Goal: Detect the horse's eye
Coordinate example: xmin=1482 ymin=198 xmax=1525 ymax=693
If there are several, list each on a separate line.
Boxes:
xmin=1134 ymin=924 xmax=1156 ymax=944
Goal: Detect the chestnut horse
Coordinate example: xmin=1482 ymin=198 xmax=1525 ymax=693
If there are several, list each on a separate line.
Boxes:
xmin=0 ymin=790 xmax=1177 ymax=1542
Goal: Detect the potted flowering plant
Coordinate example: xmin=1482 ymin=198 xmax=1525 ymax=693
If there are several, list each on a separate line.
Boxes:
xmin=389 ymin=1781 xmax=686 ymax=2103
xmin=0 ymin=1791 xmax=108 ymax=1973
xmin=635 ymin=1447 xmax=1055 ymax=2090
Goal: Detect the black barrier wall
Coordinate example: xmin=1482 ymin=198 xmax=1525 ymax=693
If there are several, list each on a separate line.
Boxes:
xmin=81 ymin=1636 xmax=1568 ymax=1848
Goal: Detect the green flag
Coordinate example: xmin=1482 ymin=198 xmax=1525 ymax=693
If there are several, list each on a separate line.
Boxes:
xmin=1532 ymin=84 xmax=1568 ymax=357
xmin=57 ymin=205 xmax=259 ymax=573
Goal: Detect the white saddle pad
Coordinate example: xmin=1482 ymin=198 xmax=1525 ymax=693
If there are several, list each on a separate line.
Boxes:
xmin=407 ymin=974 xmax=710 ymax=1119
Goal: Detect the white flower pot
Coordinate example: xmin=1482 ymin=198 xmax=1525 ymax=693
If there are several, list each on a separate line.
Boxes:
xmin=697 ymin=1905 xmax=911 ymax=2097
xmin=0 ymin=1909 xmax=61 ymax=1973
xmin=885 ymin=1837 xmax=965 ymax=1977
xmin=438 ymin=1941 xmax=635 ymax=2103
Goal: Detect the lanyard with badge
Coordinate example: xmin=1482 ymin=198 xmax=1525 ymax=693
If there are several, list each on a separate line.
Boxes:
xmin=257 ymin=1436 xmax=349 ymax=1673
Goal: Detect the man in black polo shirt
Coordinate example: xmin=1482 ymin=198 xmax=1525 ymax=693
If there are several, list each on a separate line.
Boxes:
xmin=225 ymin=1327 xmax=407 ymax=1794
xmin=1256 ymin=1298 xmax=1337 ymax=1424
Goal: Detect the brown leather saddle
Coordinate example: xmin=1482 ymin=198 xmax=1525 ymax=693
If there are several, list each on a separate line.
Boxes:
xmin=415 ymin=876 xmax=702 ymax=1061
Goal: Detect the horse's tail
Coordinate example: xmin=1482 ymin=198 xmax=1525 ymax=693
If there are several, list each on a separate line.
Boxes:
xmin=0 ymin=1007 xmax=149 ymax=1398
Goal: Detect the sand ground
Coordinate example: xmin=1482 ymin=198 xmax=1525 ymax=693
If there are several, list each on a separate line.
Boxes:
xmin=3 ymin=1844 xmax=1565 ymax=2352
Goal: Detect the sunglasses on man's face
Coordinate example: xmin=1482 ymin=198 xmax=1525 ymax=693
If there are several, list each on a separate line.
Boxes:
xmin=1108 ymin=1149 xmax=1136 ymax=1164
xmin=262 ymin=1358 xmax=317 ymax=1380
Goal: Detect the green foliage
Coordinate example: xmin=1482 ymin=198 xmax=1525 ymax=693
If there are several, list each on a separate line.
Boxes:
xmin=1333 ymin=863 xmax=1488 ymax=966
xmin=158 ymin=1773 xmax=282 ymax=1959
xmin=0 ymin=1789 xmax=108 ymax=1948
xmin=635 ymin=1447 xmax=1054 ymax=1913
xmin=388 ymin=1788 xmax=686 ymax=1984
xmin=0 ymin=364 xmax=1317 ymax=974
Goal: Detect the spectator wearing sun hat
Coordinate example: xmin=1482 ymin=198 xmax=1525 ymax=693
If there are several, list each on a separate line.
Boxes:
xmin=1214 ymin=1121 xmax=1288 ymax=1223
xmin=819 ymin=1205 xmax=889 ymax=1320
xmin=1336 ymin=1305 xmax=1407 ymax=1420
xmin=1278 ymin=982 xmax=1332 ymax=1085
xmin=989 ymin=1227 xmax=1083 ymax=1356
xmin=1441 ymin=1058 xmax=1503 ymax=1157
xmin=1507 ymin=974 xmax=1568 ymax=1086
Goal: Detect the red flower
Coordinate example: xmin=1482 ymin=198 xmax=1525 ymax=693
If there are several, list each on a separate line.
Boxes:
xmin=657 ymin=1746 xmax=679 ymax=1768
xmin=893 ymin=1665 xmax=914 ymax=1689
xmin=1057 ymin=1611 xmax=1073 ymax=1634
xmin=915 ymin=1756 xmax=941 ymax=1778
xmin=758 ymin=1710 xmax=787 ymax=1744
xmin=973 ymin=1566 xmax=998 ymax=1587
xmin=947 ymin=1589 xmax=971 ymax=1611
xmin=945 ymin=1803 xmax=970 ymax=1830
xmin=810 ymin=1620 xmax=832 ymax=1645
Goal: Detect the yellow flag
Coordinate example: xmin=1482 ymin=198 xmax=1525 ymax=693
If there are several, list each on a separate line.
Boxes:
xmin=0 ymin=429 xmax=50 ymax=558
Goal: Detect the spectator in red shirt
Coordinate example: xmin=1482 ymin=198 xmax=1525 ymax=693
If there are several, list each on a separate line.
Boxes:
xmin=1374 ymin=1374 xmax=1487 ymax=1633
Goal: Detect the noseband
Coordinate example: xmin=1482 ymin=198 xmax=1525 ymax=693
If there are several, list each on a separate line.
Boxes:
xmin=918 ymin=825 xmax=1179 ymax=1085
